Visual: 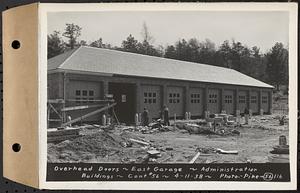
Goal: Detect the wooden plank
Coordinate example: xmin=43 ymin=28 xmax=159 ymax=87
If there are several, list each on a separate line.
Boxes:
xmin=48 ymin=99 xmax=65 ymax=103
xmin=61 ymin=104 xmax=103 ymax=112
xmin=189 ymin=152 xmax=201 ymax=163
xmin=129 ymin=138 xmax=150 ymax=146
xmin=47 ymin=134 xmax=80 ymax=143
xmin=61 ymin=103 xmax=116 ymax=127
xmin=66 ymin=99 xmax=115 ymax=102
xmin=48 ymin=119 xmax=62 ymax=122
xmin=47 ymin=128 xmax=80 ymax=137
xmin=49 ymin=103 xmax=62 ymax=119
xmin=216 ymin=148 xmax=238 ymax=155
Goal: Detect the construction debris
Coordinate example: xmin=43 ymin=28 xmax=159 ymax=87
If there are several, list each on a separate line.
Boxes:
xmin=48 ymin=111 xmax=289 ymax=164
xmin=47 ymin=127 xmax=80 ymax=143
xmin=189 ymin=152 xmax=201 ymax=163
xmin=216 ymin=148 xmax=238 ymax=155
xmin=176 ymin=122 xmax=240 ymax=136
xmin=129 ymin=138 xmax=150 ymax=146
xmin=61 ymin=103 xmax=117 ymax=127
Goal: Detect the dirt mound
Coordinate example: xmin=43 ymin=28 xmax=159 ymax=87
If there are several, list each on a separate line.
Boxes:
xmin=48 ymin=130 xmax=138 ymax=162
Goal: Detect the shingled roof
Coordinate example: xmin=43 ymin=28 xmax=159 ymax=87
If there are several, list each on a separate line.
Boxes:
xmin=48 ymin=46 xmax=273 ymax=89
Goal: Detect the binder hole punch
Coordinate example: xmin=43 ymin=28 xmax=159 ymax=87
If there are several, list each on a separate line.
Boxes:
xmin=12 ymin=143 xmax=21 ymax=152
xmin=11 ymin=40 xmax=21 ymax=49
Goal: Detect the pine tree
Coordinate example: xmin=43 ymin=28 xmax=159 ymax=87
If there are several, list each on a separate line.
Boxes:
xmin=47 ymin=31 xmax=65 ymax=59
xmin=62 ymin=23 xmax=82 ymax=49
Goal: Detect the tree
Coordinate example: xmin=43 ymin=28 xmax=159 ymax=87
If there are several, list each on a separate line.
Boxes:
xmin=188 ymin=38 xmax=200 ymax=62
xmin=47 ymin=31 xmax=65 ymax=59
xmin=121 ymin=34 xmax=139 ymax=53
xmin=219 ymin=40 xmax=232 ymax=68
xmin=231 ymin=40 xmax=244 ymax=72
xmin=79 ymin=40 xmax=87 ymax=46
xmin=139 ymin=22 xmax=160 ymax=56
xmin=265 ymin=42 xmax=288 ymax=90
xmin=90 ymin=38 xmax=104 ymax=48
xmin=141 ymin=22 xmax=154 ymax=44
xmin=164 ymin=45 xmax=177 ymax=59
xmin=62 ymin=23 xmax=82 ymax=49
xmin=198 ymin=39 xmax=216 ymax=65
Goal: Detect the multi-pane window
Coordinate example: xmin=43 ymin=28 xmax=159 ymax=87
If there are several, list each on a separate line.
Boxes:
xmin=225 ymin=95 xmax=233 ymax=103
xmin=262 ymin=96 xmax=268 ymax=104
xmin=75 ymin=89 xmax=94 ymax=104
xmin=250 ymin=96 xmax=257 ymax=103
xmin=169 ymin=93 xmax=180 ymax=104
xmin=208 ymin=94 xmax=217 ymax=103
xmin=191 ymin=93 xmax=201 ymax=104
xmin=238 ymin=96 xmax=246 ymax=103
xmin=144 ymin=92 xmax=157 ymax=104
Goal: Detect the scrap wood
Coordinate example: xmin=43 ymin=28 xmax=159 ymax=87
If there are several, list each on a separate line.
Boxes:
xmin=48 ymin=99 xmax=65 ymax=103
xmin=270 ymin=145 xmax=289 ymax=154
xmin=147 ymin=149 xmax=161 ymax=156
xmin=48 ymin=103 xmax=63 ymax=119
xmin=129 ymin=138 xmax=150 ymax=146
xmin=268 ymin=154 xmax=289 ymax=163
xmin=216 ymin=148 xmax=238 ymax=155
xmin=61 ymin=103 xmax=116 ymax=127
xmin=161 ymin=156 xmax=172 ymax=163
xmin=189 ymin=152 xmax=201 ymax=163
xmin=48 ymin=134 xmax=81 ymax=143
xmin=61 ymin=104 xmax=103 ymax=112
xmin=47 ymin=127 xmax=80 ymax=137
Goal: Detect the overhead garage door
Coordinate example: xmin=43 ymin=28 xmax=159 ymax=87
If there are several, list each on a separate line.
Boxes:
xmin=207 ymin=88 xmax=221 ymax=114
xmin=141 ymin=85 xmax=162 ymax=119
xmin=250 ymin=91 xmax=259 ymax=114
xmin=238 ymin=90 xmax=247 ymax=113
xmin=189 ymin=87 xmax=204 ymax=117
xmin=223 ymin=89 xmax=235 ymax=115
xmin=261 ymin=91 xmax=270 ymax=114
xmin=167 ymin=86 xmax=184 ymax=117
xmin=67 ymin=80 xmax=102 ymax=122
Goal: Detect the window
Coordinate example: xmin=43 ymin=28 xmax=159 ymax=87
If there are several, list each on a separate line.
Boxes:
xmin=75 ymin=90 xmax=81 ymax=96
xmin=144 ymin=92 xmax=157 ymax=104
xmin=209 ymin=93 xmax=218 ymax=103
xmin=75 ymin=89 xmax=95 ymax=104
xmin=262 ymin=96 xmax=268 ymax=104
xmin=250 ymin=96 xmax=257 ymax=103
xmin=238 ymin=95 xmax=246 ymax=103
xmin=89 ymin=90 xmax=94 ymax=96
xmin=225 ymin=95 xmax=233 ymax=104
xmin=168 ymin=92 xmax=181 ymax=104
xmin=191 ymin=93 xmax=201 ymax=104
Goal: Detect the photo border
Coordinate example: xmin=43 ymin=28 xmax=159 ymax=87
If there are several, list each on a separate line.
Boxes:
xmin=39 ymin=2 xmax=298 ymax=190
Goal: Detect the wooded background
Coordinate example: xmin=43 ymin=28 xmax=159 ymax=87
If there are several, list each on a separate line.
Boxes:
xmin=48 ymin=22 xmax=289 ymax=92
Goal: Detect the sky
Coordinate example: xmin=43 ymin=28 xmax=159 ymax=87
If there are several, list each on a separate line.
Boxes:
xmin=48 ymin=11 xmax=289 ymax=53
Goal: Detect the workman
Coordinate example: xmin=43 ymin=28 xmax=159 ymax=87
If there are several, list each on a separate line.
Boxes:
xmin=244 ymin=107 xmax=250 ymax=125
xmin=163 ymin=105 xmax=170 ymax=126
xmin=142 ymin=107 xmax=149 ymax=126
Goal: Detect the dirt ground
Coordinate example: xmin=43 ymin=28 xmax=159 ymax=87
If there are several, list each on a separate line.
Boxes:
xmin=47 ymin=112 xmax=289 ymax=164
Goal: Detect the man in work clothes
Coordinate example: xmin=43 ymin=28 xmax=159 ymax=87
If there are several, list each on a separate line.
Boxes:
xmin=244 ymin=107 xmax=250 ymax=125
xmin=163 ymin=105 xmax=170 ymax=126
xmin=142 ymin=107 xmax=149 ymax=126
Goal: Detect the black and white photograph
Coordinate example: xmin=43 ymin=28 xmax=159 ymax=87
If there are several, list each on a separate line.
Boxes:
xmin=42 ymin=3 xmax=297 ymax=189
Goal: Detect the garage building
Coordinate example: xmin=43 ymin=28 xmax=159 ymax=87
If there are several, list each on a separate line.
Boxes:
xmin=48 ymin=46 xmax=274 ymax=124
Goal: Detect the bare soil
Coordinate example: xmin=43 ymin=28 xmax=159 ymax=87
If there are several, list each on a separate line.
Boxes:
xmin=47 ymin=113 xmax=289 ymax=163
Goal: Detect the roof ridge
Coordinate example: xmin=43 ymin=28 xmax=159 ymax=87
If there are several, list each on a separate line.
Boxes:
xmin=57 ymin=46 xmax=82 ymax=69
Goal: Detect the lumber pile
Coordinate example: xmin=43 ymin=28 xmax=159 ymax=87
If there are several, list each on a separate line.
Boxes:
xmin=47 ymin=127 xmax=80 ymax=143
xmin=268 ymin=135 xmax=289 ymax=163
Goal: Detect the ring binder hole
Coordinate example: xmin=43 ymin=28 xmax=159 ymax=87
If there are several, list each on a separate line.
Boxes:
xmin=11 ymin=40 xmax=21 ymax=49
xmin=12 ymin=143 xmax=21 ymax=152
